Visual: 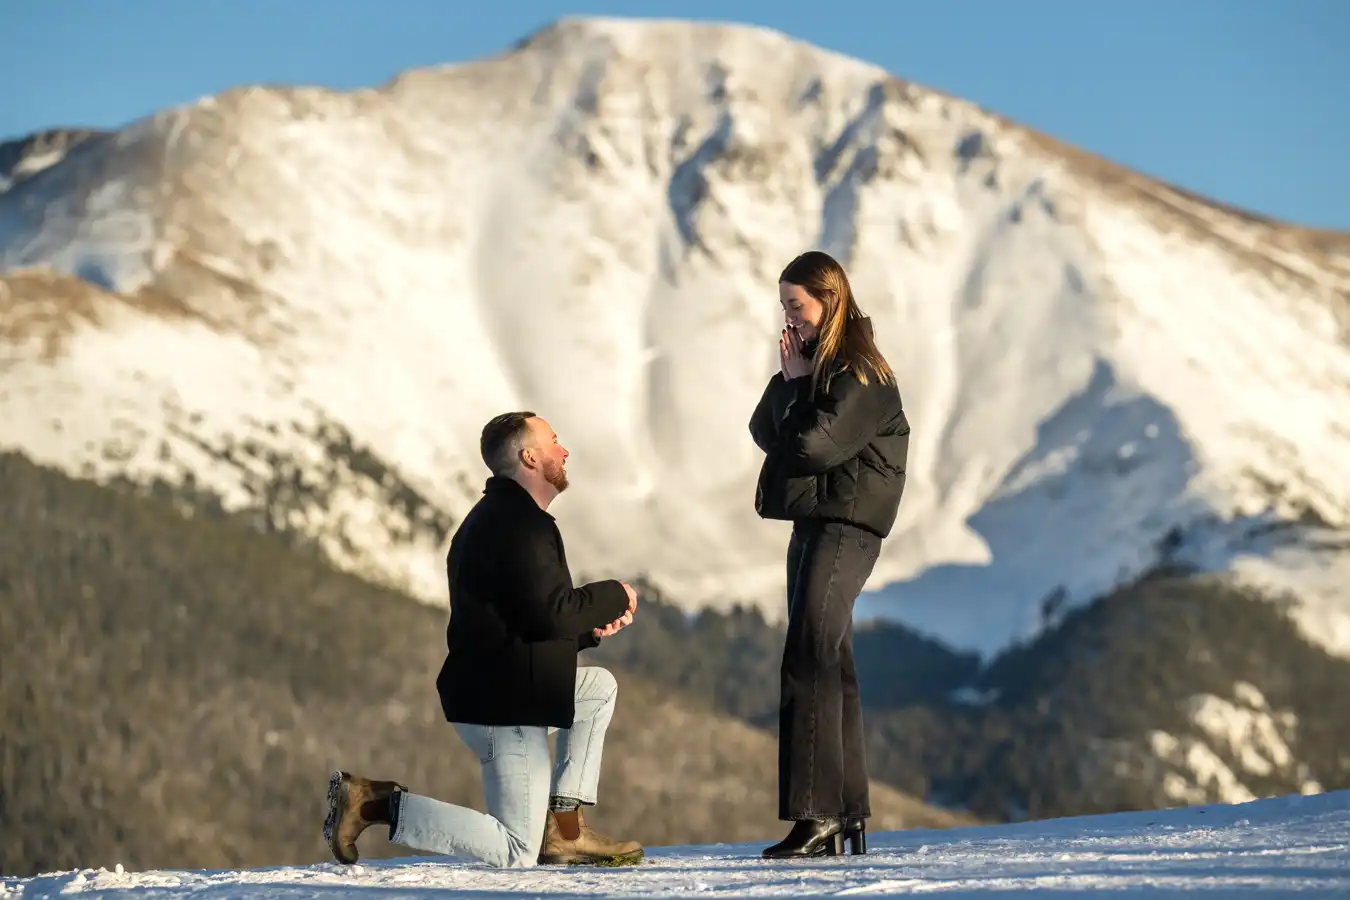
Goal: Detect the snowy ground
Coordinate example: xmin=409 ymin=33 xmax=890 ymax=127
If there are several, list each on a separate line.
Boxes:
xmin=6 ymin=791 xmax=1348 ymax=898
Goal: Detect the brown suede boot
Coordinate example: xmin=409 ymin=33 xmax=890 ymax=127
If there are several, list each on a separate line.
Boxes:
xmin=537 ymin=806 xmax=644 ymax=866
xmin=323 ymin=770 xmax=406 ymax=864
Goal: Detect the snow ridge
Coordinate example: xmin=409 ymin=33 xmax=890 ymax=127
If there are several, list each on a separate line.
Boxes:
xmin=0 ymin=128 xmax=102 ymax=193
xmin=2 ymin=16 xmax=1350 ymax=659
xmin=5 ymin=790 xmax=1349 ymax=897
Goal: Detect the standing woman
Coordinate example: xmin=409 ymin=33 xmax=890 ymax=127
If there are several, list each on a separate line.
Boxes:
xmin=748 ymin=250 xmax=910 ymax=859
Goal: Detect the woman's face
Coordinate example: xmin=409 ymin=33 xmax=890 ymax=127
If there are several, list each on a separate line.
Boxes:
xmin=779 ymin=282 xmax=825 ymax=341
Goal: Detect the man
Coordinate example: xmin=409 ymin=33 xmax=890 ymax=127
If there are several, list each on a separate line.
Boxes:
xmin=323 ymin=411 xmax=644 ymax=868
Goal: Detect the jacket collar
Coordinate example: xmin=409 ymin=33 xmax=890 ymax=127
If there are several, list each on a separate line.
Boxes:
xmin=483 ymin=475 xmax=554 ymax=520
xmin=803 ymin=316 xmax=873 ymax=360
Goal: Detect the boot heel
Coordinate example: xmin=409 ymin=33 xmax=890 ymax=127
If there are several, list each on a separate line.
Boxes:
xmin=825 ymin=832 xmax=845 ymax=856
xmin=847 ymin=824 xmax=867 ymax=855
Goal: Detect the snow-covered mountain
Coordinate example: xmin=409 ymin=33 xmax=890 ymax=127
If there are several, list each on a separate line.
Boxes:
xmin=5 ymin=790 xmax=1349 ymax=897
xmin=3 ymin=16 xmax=1349 ymax=660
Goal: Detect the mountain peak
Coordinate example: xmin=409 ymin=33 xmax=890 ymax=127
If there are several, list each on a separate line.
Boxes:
xmin=515 ymin=14 xmax=873 ymax=58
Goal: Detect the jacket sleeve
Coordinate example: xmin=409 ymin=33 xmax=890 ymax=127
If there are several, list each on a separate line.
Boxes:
xmin=748 ymin=373 xmax=794 ymax=453
xmin=495 ymin=520 xmax=631 ymax=642
xmin=777 ymin=371 xmax=881 ymax=474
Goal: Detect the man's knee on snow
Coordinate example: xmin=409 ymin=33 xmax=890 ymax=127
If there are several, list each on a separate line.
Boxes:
xmin=498 ymin=818 xmax=545 ymax=868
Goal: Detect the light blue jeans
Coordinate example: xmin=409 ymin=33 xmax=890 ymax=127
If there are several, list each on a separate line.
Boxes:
xmin=389 ymin=666 xmax=618 ymax=868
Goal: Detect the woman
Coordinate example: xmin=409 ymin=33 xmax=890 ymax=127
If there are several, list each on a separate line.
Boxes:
xmin=748 ymin=250 xmax=910 ymax=859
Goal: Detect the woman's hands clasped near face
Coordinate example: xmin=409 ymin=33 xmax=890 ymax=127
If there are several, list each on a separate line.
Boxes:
xmin=780 ymin=324 xmax=813 ymax=380
xmin=778 ymin=281 xmax=823 ymax=381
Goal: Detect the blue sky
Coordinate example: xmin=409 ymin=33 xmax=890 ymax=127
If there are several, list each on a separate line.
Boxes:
xmin=4 ymin=0 xmax=1347 ymax=229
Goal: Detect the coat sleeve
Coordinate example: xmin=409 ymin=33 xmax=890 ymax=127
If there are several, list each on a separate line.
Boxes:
xmin=748 ymin=373 xmax=794 ymax=453
xmin=777 ymin=370 xmax=881 ymax=474
xmin=495 ymin=520 xmax=631 ymax=642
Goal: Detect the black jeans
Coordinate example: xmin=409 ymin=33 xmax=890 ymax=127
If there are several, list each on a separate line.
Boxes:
xmin=778 ymin=519 xmax=882 ymax=821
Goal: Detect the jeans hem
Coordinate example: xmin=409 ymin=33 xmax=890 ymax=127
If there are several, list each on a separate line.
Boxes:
xmin=550 ymin=793 xmax=598 ymax=806
xmin=388 ymin=791 xmax=406 ymax=845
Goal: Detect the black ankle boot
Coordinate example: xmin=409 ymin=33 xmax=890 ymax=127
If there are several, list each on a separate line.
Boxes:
xmin=761 ymin=818 xmax=846 ymax=859
xmin=842 ymin=817 xmax=867 ymax=855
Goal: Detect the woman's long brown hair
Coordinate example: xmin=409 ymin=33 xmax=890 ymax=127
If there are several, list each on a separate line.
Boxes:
xmin=779 ymin=250 xmax=895 ymax=393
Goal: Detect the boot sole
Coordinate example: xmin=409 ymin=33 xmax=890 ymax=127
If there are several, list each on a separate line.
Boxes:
xmin=323 ymin=770 xmax=358 ymax=864
xmin=762 ymin=831 xmax=864 ymax=859
xmin=539 ymin=849 xmax=646 ymax=867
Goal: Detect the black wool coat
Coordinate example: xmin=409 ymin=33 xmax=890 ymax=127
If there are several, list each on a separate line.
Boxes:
xmin=435 ymin=477 xmax=631 ymax=729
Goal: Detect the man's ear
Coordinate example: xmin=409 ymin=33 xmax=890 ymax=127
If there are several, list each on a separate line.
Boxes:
xmin=517 ymin=445 xmax=536 ymax=471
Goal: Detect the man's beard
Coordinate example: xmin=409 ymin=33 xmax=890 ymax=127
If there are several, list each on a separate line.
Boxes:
xmin=544 ymin=457 xmax=569 ymax=493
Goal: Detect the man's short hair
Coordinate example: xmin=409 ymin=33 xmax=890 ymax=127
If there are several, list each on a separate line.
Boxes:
xmin=480 ymin=411 xmax=536 ymax=477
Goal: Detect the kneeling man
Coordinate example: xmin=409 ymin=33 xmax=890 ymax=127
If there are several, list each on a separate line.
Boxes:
xmin=324 ymin=411 xmax=643 ymax=867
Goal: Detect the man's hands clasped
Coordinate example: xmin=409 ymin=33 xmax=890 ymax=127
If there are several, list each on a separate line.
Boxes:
xmin=593 ymin=581 xmax=639 ymax=639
